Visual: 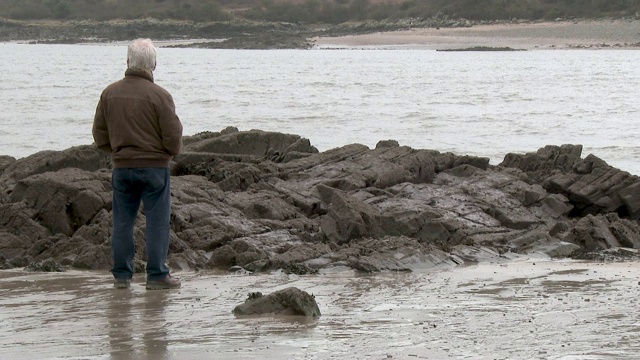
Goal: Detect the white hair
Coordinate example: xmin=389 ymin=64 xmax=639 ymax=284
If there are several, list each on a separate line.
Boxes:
xmin=127 ymin=38 xmax=157 ymax=72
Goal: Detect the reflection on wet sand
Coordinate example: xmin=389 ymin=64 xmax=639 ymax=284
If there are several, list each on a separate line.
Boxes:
xmin=108 ymin=291 xmax=135 ymax=359
xmin=142 ymin=292 xmax=169 ymax=360
xmin=1 ymin=259 xmax=640 ymax=359
xmin=107 ymin=282 xmax=171 ymax=360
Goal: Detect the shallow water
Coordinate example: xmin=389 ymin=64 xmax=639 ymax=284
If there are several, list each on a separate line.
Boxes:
xmin=1 ymin=258 xmax=639 ymax=359
xmin=1 ymin=44 xmax=639 ymax=174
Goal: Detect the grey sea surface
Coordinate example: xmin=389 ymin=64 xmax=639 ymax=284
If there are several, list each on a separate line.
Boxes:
xmin=2 ymin=43 xmax=640 ymax=360
xmin=1 ymin=43 xmax=639 ymax=174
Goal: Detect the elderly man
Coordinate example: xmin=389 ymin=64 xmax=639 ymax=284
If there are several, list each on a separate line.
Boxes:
xmin=93 ymin=38 xmax=183 ymax=290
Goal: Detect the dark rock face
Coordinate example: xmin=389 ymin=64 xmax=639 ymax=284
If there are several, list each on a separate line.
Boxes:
xmin=500 ymin=144 xmax=640 ymax=219
xmin=0 ymin=155 xmax=15 ymax=176
xmin=1 ymin=145 xmax=111 ymax=183
xmin=233 ymin=287 xmax=321 ymax=317
xmin=9 ymin=168 xmax=112 ymax=236
xmin=1 ymin=130 xmax=640 ymax=272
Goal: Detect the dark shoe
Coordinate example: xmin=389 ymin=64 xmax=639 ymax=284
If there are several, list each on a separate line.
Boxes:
xmin=114 ymin=278 xmax=131 ymax=289
xmin=146 ymin=274 xmax=181 ymax=290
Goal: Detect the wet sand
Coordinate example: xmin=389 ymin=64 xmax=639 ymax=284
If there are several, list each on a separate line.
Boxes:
xmin=312 ymin=20 xmax=640 ymax=50
xmin=1 ymin=257 xmax=639 ymax=359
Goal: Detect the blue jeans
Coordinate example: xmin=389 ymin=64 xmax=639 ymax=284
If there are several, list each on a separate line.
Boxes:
xmin=111 ymin=168 xmax=171 ymax=281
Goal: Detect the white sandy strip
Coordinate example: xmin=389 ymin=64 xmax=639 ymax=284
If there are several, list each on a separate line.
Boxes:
xmin=311 ymin=19 xmax=640 ymax=50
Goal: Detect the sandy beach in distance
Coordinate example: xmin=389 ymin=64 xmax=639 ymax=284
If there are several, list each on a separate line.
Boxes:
xmin=312 ymin=19 xmax=640 ymax=50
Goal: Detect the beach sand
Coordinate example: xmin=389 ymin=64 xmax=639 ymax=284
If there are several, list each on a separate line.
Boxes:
xmin=311 ymin=19 xmax=640 ymax=50
xmin=1 ymin=257 xmax=639 ymax=359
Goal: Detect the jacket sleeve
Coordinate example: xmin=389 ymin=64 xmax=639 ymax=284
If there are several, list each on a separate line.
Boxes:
xmin=92 ymin=96 xmax=112 ymax=153
xmin=157 ymin=94 xmax=183 ymax=156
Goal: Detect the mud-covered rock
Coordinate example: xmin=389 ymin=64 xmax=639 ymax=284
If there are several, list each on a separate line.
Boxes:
xmin=26 ymin=258 xmax=66 ymax=272
xmin=233 ymin=287 xmax=321 ymax=317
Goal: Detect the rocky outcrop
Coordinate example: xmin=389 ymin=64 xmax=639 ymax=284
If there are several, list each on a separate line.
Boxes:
xmin=1 ymin=129 xmax=640 ymax=272
xmin=9 ymin=168 xmax=112 ymax=236
xmin=500 ymin=144 xmax=640 ymax=219
xmin=1 ymin=145 xmax=110 ymax=183
xmin=0 ymin=155 xmax=15 ymax=175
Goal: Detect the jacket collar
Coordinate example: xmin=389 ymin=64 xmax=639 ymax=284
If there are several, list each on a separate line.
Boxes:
xmin=125 ymin=68 xmax=154 ymax=83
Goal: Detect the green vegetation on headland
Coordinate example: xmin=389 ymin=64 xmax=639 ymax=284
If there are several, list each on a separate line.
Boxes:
xmin=1 ymin=0 xmax=639 ymax=49
xmin=2 ymin=0 xmax=640 ymax=22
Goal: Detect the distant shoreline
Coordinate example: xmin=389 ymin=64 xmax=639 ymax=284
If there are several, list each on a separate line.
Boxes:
xmin=2 ymin=18 xmax=639 ymax=50
xmin=311 ymin=19 xmax=640 ymax=50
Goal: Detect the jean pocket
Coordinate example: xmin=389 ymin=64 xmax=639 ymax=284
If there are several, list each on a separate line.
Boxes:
xmin=144 ymin=168 xmax=168 ymax=192
xmin=112 ymin=169 xmax=130 ymax=193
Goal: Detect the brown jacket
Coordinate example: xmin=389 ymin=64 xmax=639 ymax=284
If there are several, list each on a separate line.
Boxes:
xmin=92 ymin=69 xmax=183 ymax=168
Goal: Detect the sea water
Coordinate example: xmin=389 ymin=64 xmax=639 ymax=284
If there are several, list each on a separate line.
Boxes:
xmin=1 ymin=43 xmax=639 ymax=174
